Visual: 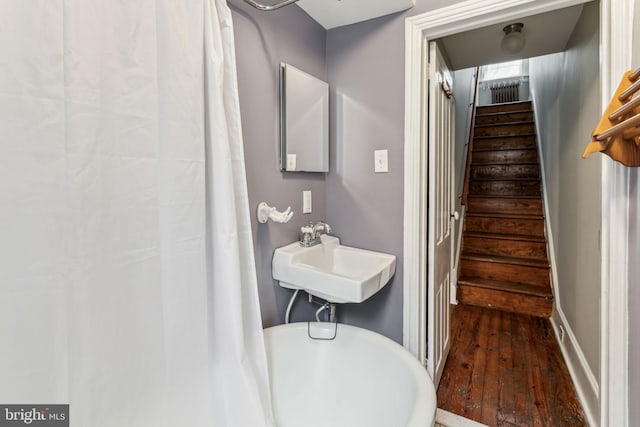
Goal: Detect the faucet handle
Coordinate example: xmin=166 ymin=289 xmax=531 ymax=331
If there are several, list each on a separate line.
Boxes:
xmin=299 ymin=223 xmax=315 ymax=246
xmin=313 ymin=221 xmax=331 ymax=235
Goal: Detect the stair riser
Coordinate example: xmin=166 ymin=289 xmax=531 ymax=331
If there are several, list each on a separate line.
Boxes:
xmin=465 ymin=217 xmax=545 ymax=237
xmin=457 ymin=285 xmax=552 ymax=317
xmin=473 ymin=136 xmax=537 ymax=151
xmin=472 ymin=149 xmax=538 ymax=164
xmin=476 ymin=102 xmax=532 ymax=114
xmin=475 ymin=111 xmax=534 ymax=125
xmin=467 ymin=198 xmax=543 ymax=215
xmin=469 ymin=181 xmax=540 ymax=197
xmin=467 ymin=198 xmax=543 ymax=216
xmin=461 ymin=259 xmax=550 ymax=287
xmin=474 ymin=123 xmax=535 ymax=137
xmin=463 ymin=237 xmax=548 ymax=260
xmin=471 ymin=164 xmax=539 ymax=180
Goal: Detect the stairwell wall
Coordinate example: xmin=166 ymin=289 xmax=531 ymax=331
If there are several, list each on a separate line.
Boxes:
xmin=529 ymin=0 xmax=601 ymax=383
xmin=452 ymin=68 xmax=477 ymax=283
xmin=452 ymin=68 xmax=476 ymax=212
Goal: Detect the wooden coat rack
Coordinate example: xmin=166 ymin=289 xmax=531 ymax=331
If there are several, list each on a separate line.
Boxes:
xmin=583 ymin=67 xmax=640 ymax=166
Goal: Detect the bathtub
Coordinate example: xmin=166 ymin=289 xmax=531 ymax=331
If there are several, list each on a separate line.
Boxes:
xmin=263 ymin=322 xmax=437 ymax=427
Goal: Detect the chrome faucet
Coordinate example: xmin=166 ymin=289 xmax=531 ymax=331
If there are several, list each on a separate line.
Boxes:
xmin=299 ymin=221 xmax=332 ymax=247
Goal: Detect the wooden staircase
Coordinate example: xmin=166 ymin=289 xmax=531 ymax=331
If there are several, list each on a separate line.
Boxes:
xmin=458 ymin=101 xmax=553 ymax=318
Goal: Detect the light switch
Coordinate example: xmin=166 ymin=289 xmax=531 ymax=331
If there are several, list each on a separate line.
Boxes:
xmin=303 ymin=190 xmax=312 ymax=213
xmin=374 ymin=150 xmax=389 ymax=173
xmin=286 ymin=154 xmax=297 ymax=171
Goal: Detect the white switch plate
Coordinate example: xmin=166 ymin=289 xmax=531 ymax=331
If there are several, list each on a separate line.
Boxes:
xmin=374 ymin=150 xmax=389 ymax=173
xmin=286 ymin=154 xmax=297 ymax=171
xmin=303 ymin=190 xmax=312 ymax=213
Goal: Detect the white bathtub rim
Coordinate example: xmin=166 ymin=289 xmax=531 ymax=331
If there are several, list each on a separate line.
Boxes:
xmin=263 ymin=322 xmax=437 ymax=427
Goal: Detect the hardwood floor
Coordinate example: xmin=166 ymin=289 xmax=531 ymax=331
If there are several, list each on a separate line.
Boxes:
xmin=437 ymin=304 xmax=586 ymax=427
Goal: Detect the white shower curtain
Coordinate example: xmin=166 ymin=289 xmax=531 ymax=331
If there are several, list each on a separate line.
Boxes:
xmin=0 ymin=0 xmax=275 ymax=426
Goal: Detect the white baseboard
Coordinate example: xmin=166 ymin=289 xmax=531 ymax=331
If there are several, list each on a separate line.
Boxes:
xmin=550 ymin=305 xmax=600 ymax=426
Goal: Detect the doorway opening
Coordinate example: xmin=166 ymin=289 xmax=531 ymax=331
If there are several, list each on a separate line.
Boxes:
xmin=403 ymin=0 xmax=634 ymax=425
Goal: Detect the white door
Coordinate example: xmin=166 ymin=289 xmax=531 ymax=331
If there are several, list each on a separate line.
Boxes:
xmin=426 ymin=41 xmax=454 ymax=387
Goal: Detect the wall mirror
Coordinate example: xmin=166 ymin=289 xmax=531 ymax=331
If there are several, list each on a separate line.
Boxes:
xmin=280 ymin=63 xmax=329 ymax=172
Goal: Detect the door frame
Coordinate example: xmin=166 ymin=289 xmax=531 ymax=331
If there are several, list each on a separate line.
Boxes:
xmin=402 ymin=0 xmax=633 ymax=425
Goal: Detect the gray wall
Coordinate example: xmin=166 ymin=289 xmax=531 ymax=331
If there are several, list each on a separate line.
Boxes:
xmin=629 ymin=0 xmax=640 ymax=421
xmin=230 ymin=0 xmax=328 ymax=326
xmin=529 ymin=1 xmax=601 ymax=378
xmin=324 ymin=0 xmax=466 ymax=343
xmin=232 ymin=0 xmax=466 ymax=336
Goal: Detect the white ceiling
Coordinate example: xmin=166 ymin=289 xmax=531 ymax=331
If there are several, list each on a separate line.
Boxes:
xmin=439 ymin=4 xmax=585 ymax=70
xmin=296 ymin=0 xmax=414 ymax=30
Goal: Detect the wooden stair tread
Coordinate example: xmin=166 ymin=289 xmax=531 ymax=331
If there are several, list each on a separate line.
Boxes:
xmin=466 ymin=196 xmax=544 ymax=215
xmin=463 ymin=231 xmax=545 ymax=242
xmin=472 ymin=161 xmax=539 ymax=166
xmin=475 ymin=109 xmax=534 ymax=117
xmin=477 ymin=101 xmax=532 ymax=108
xmin=472 ymin=146 xmax=537 ymax=153
xmin=475 ymin=120 xmax=535 ymax=128
xmin=458 ymin=277 xmax=552 ymax=297
xmin=465 ymin=211 xmax=544 ymax=220
xmin=467 ymin=194 xmax=541 ymax=200
xmin=472 ymin=148 xmax=537 ymax=154
xmin=461 ymin=253 xmax=550 ymax=268
xmin=469 ymin=179 xmax=540 ymax=182
xmin=468 ymin=181 xmax=541 ymax=197
xmin=482 ymin=100 xmax=532 ymax=106
xmin=470 ymin=162 xmax=539 ymax=166
xmin=470 ymin=165 xmax=540 ymax=181
xmin=473 ymin=132 xmax=535 ymax=140
xmin=469 ymin=177 xmax=540 ymax=181
xmin=473 ymin=142 xmax=537 ymax=151
xmin=474 ymin=133 xmax=536 ymax=140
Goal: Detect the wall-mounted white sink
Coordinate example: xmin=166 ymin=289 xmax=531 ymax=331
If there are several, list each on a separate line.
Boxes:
xmin=272 ymin=235 xmax=396 ymax=303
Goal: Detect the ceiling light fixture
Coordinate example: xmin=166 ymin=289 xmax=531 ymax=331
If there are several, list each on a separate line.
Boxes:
xmin=501 ymin=23 xmax=526 ymax=54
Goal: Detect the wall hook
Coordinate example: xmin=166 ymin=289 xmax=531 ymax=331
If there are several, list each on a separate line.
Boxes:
xmin=583 ymin=66 xmax=640 ymax=166
xmin=257 ymin=202 xmax=293 ymax=224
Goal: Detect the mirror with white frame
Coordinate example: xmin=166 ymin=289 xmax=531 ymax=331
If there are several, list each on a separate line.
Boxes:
xmin=279 ymin=63 xmax=329 ymax=172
